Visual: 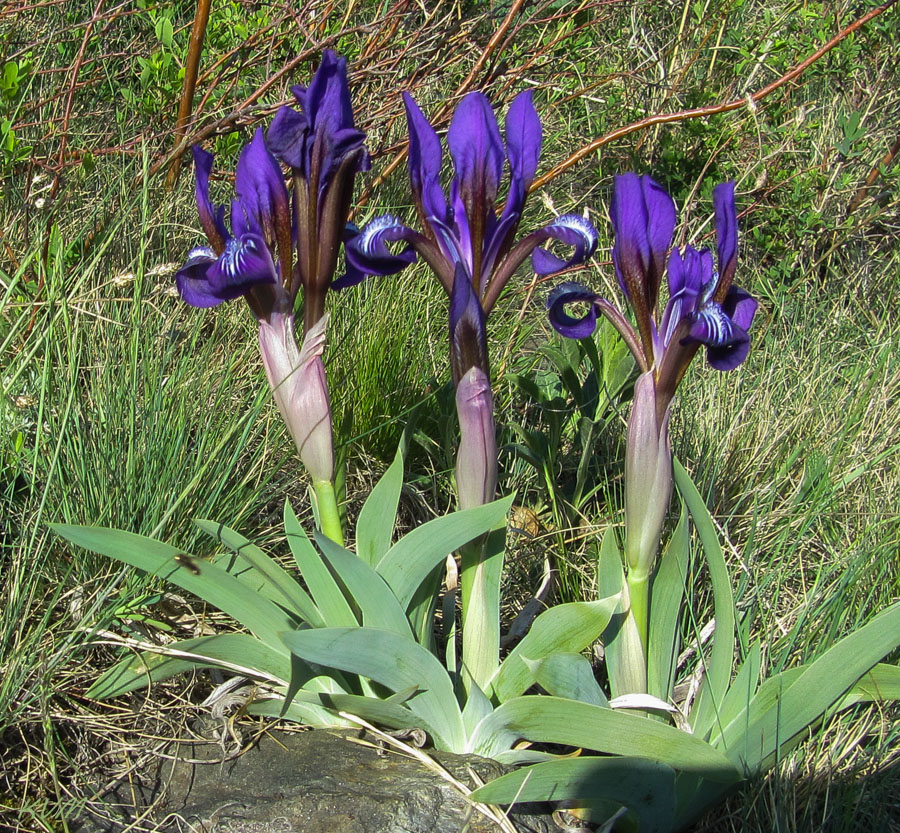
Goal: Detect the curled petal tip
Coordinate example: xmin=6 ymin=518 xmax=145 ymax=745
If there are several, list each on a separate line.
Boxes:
xmin=546 ymin=280 xmax=602 ymax=340
xmin=532 ymin=214 xmax=598 ymax=275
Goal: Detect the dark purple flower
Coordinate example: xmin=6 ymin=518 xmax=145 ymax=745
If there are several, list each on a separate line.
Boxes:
xmin=548 ymin=176 xmax=757 ymax=417
xmin=343 ymin=89 xmax=598 ymax=381
xmin=267 ymin=50 xmax=369 ymax=333
xmin=176 ymin=131 xmax=290 ymax=313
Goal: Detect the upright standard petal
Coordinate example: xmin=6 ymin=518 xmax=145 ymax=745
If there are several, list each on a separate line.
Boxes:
xmin=448 ymin=93 xmax=504 ymax=209
xmin=192 ymin=146 xmax=227 ymax=254
xmin=713 ymin=181 xmax=738 ymax=299
xmin=610 ymin=173 xmax=676 ymax=358
xmin=235 ymin=129 xmax=292 ymax=274
xmin=504 ymin=90 xmax=541 ymax=189
xmin=403 ymin=92 xmax=447 ymax=223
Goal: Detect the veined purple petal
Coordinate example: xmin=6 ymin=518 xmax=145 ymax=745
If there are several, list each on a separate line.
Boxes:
xmin=660 ymin=246 xmax=710 ymax=349
xmin=713 ymin=181 xmax=738 ymax=296
xmin=306 ymin=50 xmax=355 ymax=137
xmin=403 ymin=92 xmax=447 ymax=222
xmin=235 ymin=129 xmax=290 ymax=247
xmin=266 ymin=105 xmax=309 ymax=171
xmin=531 ymin=214 xmax=599 ymax=275
xmin=448 ymin=92 xmax=504 ymax=210
xmin=505 ymin=90 xmax=541 ymax=189
xmin=546 ymin=281 xmax=601 ymax=339
xmin=175 ymin=246 xmax=224 ymax=308
xmin=267 ymin=51 xmax=367 ymax=188
xmin=344 ymin=214 xmax=418 ymax=277
xmin=449 ymin=264 xmax=488 ymax=385
xmin=724 ymin=285 xmax=758 ymax=331
xmin=682 ymin=298 xmax=753 ymax=371
xmin=207 ymin=233 xmax=278 ymax=294
xmin=192 ymin=146 xmax=227 ymax=252
xmin=610 ymin=173 xmax=675 ymax=306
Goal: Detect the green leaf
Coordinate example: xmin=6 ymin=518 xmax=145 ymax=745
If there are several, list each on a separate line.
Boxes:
xmin=281 ymin=627 xmax=465 ymax=752
xmin=87 ymin=633 xmax=291 ymax=698
xmin=673 ymin=459 xmax=736 ymax=739
xmin=472 ymin=696 xmax=742 ymax=782
xmin=722 ymin=601 xmax=900 ymax=772
xmin=355 ymin=441 xmax=404 ymax=566
xmin=283 ymin=500 xmax=357 ymax=628
xmin=52 ymin=525 xmax=294 ymax=650
xmin=527 ymin=653 xmax=609 ymax=707
xmin=313 ymin=532 xmax=412 ymax=637
xmin=377 ymin=495 xmax=514 ymax=608
xmin=470 ymin=757 xmax=677 ymax=833
xmin=648 ymin=499 xmax=690 ymax=702
xmin=838 ymin=662 xmax=900 ymax=709
xmin=713 ymin=640 xmax=762 ymax=743
xmin=596 ymin=526 xmax=640 ymax=699
xmin=194 ymin=519 xmax=322 ymax=626
xmin=492 ymin=597 xmax=619 ymax=702
xmin=460 ymin=526 xmax=505 ymax=694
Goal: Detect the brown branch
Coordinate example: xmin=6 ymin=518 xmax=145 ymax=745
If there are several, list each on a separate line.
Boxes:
xmin=355 ymin=0 xmax=527 ymax=209
xmin=166 ymin=0 xmax=213 ymax=190
xmin=846 ymin=133 xmax=900 ymax=217
xmin=531 ymin=0 xmax=898 ymax=192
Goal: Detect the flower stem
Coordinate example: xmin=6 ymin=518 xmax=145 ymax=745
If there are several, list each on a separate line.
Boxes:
xmin=313 ymin=479 xmax=344 ymax=547
xmin=626 ymin=568 xmax=650 ymax=661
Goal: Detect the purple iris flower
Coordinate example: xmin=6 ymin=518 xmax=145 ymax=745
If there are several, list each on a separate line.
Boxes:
xmin=343 ymin=89 xmax=598 ymax=385
xmin=175 ymin=129 xmax=292 ymax=319
xmin=267 ymin=49 xmax=369 ymax=334
xmin=548 ymin=175 xmax=758 ymax=418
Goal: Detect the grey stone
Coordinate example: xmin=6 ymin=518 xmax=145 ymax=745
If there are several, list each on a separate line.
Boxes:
xmin=74 ymin=728 xmax=555 ymax=833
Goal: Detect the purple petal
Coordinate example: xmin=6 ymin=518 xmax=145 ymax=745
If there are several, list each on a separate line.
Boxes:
xmin=267 ymin=104 xmax=309 ymax=171
xmin=546 ymin=281 xmax=602 ymax=340
xmin=206 ymin=233 xmax=278 ymax=295
xmin=449 ymin=264 xmax=488 ymax=385
xmin=192 ymin=146 xmax=227 ymax=251
xmin=344 ymin=214 xmax=418 ymax=277
xmin=403 ymin=92 xmax=447 ymax=222
xmin=235 ymin=129 xmax=290 ymax=245
xmin=175 ymin=246 xmax=225 ymax=308
xmin=306 ymin=50 xmax=355 ymax=137
xmin=713 ymin=181 xmax=738 ymax=294
xmin=531 ymin=214 xmax=599 ymax=275
xmin=682 ymin=300 xmax=752 ymax=371
xmin=505 ymin=90 xmax=541 ymax=189
xmin=610 ymin=173 xmax=675 ymax=306
xmin=723 ymin=285 xmax=758 ymax=332
xmin=448 ymin=92 xmax=504 ymax=210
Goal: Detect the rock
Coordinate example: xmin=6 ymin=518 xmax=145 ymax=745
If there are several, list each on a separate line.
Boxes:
xmin=74 ymin=727 xmax=555 ymax=833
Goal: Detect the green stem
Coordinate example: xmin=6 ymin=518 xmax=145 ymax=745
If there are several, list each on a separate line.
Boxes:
xmin=313 ymin=479 xmax=344 ymax=547
xmin=626 ymin=568 xmax=650 ymax=661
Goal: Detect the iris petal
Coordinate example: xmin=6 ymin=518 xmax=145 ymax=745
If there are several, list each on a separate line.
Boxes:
xmin=504 ymin=90 xmax=541 ymax=189
xmin=344 ymin=214 xmax=418 ymax=277
xmin=235 ymin=129 xmax=290 ymax=241
xmin=175 ymin=246 xmax=223 ymax=308
xmin=448 ymin=92 xmax=504 ymax=210
xmin=682 ymin=300 xmax=752 ymax=371
xmin=403 ymin=92 xmax=447 ymax=222
xmin=449 ymin=265 xmax=488 ymax=384
xmin=713 ymin=181 xmax=738 ymax=295
xmin=531 ymin=214 xmax=599 ymax=275
xmin=546 ymin=281 xmax=602 ymax=339
xmin=192 ymin=146 xmax=227 ymax=251
xmin=207 ymin=233 xmax=277 ymax=295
